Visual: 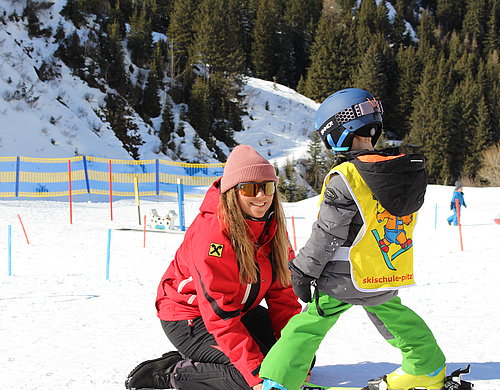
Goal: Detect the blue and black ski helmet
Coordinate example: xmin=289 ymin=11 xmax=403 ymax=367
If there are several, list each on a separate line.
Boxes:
xmin=315 ymin=88 xmax=383 ymax=152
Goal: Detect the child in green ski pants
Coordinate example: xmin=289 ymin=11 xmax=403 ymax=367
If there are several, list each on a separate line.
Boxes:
xmin=260 ymin=89 xmax=445 ymax=390
xmin=261 ymin=294 xmax=445 ymax=390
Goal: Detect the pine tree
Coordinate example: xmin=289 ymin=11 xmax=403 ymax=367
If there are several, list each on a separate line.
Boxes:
xmin=375 ymin=0 xmax=392 ymax=41
xmin=299 ymin=10 xmax=354 ymax=101
xmin=188 ymin=0 xmax=244 ymax=149
xmin=234 ymin=0 xmax=255 ymax=70
xmin=391 ymin=0 xmax=411 ymax=47
xmin=435 ymin=0 xmax=466 ymax=34
xmin=104 ymin=93 xmax=142 ymax=160
xmin=191 ymin=0 xmax=245 ymax=75
xmin=100 ymin=20 xmax=128 ymax=96
xmin=305 ymin=132 xmax=328 ymax=193
xmin=60 ymin=0 xmax=85 ymax=27
xmin=159 ymin=99 xmax=176 ymax=153
xmin=142 ymin=65 xmax=161 ymax=119
xmin=150 ymin=0 xmax=171 ymax=33
xmin=461 ymin=0 xmax=488 ymax=54
xmin=483 ymin=1 xmax=499 ymax=55
xmin=354 ymin=0 xmax=379 ymax=57
xmin=475 ymin=95 xmax=496 ymax=153
xmin=483 ymin=54 xmax=500 ymax=143
xmin=251 ymin=0 xmax=281 ymax=81
xmin=473 ymin=60 xmax=497 ymax=148
xmin=352 ymin=35 xmax=399 ymax=138
xmin=151 ymin=41 xmax=167 ymax=83
xmin=447 ymin=32 xmax=466 ymax=78
xmin=353 ymin=36 xmax=388 ymax=96
xmin=78 ymin=0 xmax=110 ymax=15
xmin=463 ymin=95 xmax=494 ymax=179
xmin=55 ymin=31 xmax=86 ymax=71
xmin=189 ymin=77 xmax=212 ymax=141
xmin=396 ymin=46 xmax=421 ymax=139
xmin=450 ymin=71 xmax=478 ymax=180
xmin=127 ymin=5 xmax=153 ymax=67
xmin=408 ymin=56 xmax=454 ymax=184
xmin=457 ymin=60 xmax=499 ymax=181
xmin=167 ymin=0 xmax=197 ymax=78
xmin=416 ymin=9 xmax=438 ymax=64
xmin=280 ymin=0 xmax=322 ymax=87
xmin=278 ymin=157 xmax=307 ymax=201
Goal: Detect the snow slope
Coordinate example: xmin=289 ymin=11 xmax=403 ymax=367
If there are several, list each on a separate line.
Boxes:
xmin=1 ymin=185 xmax=499 ymax=389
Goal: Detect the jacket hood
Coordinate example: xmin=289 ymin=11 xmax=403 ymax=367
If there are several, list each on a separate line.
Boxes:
xmin=351 ymin=151 xmax=427 ymax=216
xmin=199 ymin=179 xmax=222 ymax=215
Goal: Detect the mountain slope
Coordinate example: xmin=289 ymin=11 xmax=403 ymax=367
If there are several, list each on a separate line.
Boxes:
xmin=0 ymin=1 xmax=318 ymax=165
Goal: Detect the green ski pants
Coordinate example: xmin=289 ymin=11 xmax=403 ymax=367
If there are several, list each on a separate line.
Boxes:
xmin=260 ymin=294 xmax=445 ymax=390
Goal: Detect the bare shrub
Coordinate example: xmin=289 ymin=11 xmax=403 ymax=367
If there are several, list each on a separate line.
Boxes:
xmin=478 ymin=143 xmax=500 ymax=186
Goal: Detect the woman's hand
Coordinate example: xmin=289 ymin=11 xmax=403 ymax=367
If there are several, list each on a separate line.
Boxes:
xmin=253 ymin=383 xmax=263 ymax=390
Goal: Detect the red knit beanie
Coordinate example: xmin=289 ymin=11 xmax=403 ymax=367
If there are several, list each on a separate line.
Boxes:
xmin=220 ymin=145 xmax=278 ymax=193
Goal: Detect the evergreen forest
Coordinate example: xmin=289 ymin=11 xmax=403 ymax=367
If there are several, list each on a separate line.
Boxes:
xmin=19 ymin=0 xmax=500 ymax=188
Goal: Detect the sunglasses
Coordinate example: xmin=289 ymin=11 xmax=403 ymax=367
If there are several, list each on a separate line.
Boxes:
xmin=236 ymin=181 xmax=276 ymax=197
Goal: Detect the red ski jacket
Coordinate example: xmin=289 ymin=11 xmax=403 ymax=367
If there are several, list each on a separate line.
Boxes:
xmin=156 ymin=180 xmax=301 ymax=387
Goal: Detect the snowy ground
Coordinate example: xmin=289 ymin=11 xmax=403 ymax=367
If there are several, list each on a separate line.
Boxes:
xmin=1 ymin=185 xmax=499 ymax=390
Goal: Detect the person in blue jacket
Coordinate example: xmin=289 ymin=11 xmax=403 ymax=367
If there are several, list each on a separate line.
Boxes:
xmin=447 ymin=182 xmax=467 ymax=226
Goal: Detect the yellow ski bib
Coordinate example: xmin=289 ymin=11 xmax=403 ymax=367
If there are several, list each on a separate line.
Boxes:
xmin=319 ymin=162 xmax=417 ymax=291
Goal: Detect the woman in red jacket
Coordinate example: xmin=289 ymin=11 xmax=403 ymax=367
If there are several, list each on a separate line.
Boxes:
xmin=125 ymin=145 xmax=301 ymax=390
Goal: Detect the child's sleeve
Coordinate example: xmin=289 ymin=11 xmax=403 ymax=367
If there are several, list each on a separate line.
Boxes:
xmin=292 ymin=174 xmax=357 ymax=278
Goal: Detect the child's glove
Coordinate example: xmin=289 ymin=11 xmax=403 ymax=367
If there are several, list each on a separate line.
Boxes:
xmin=289 ymin=260 xmax=315 ymax=303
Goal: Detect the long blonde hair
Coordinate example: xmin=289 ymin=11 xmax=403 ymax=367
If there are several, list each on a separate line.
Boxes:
xmin=218 ymin=188 xmax=291 ymax=287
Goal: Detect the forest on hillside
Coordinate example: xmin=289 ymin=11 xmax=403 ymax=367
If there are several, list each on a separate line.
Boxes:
xmin=12 ymin=0 xmax=500 ymax=187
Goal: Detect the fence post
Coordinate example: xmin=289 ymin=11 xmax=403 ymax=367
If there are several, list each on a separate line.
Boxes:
xmin=109 ymin=160 xmax=113 ymax=221
xmin=177 ymin=178 xmax=185 ymax=231
xmin=15 ymin=156 xmax=20 ymax=197
xmin=68 ymin=160 xmax=73 ymax=224
xmin=155 ymin=159 xmax=160 ymax=199
xmin=82 ymin=155 xmax=91 ymax=202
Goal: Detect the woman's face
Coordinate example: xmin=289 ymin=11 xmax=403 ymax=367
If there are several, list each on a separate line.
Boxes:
xmin=236 ymin=181 xmax=275 ymax=219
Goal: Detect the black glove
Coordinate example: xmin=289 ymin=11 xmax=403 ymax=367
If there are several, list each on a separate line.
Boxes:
xmin=289 ymin=261 xmax=315 ymax=303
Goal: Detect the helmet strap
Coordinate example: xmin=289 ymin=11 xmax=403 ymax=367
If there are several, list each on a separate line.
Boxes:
xmin=328 ymin=130 xmax=351 ymax=152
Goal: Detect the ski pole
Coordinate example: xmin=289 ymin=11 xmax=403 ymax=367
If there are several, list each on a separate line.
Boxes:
xmin=143 ymin=214 xmax=146 ymax=248
xmin=291 ymin=215 xmax=297 ymax=251
xmin=134 ymin=176 xmax=141 ymax=225
xmin=106 ymin=229 xmax=111 ymax=280
xmin=17 ymin=214 xmax=29 ymax=244
xmin=8 ymin=225 xmax=12 ymax=276
xmin=434 ymin=203 xmax=438 ymax=229
xmin=455 ymin=198 xmax=464 ymax=251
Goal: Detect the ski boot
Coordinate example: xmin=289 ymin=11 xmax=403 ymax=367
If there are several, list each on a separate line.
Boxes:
xmin=262 ymin=378 xmax=289 ymax=390
xmin=386 ymin=364 xmax=446 ymax=389
xmin=124 ymin=351 xmax=183 ymax=389
xmin=362 ymin=364 xmax=474 ymax=390
xmin=362 ymin=364 xmax=445 ymax=390
xmin=379 ymin=240 xmax=389 ymax=252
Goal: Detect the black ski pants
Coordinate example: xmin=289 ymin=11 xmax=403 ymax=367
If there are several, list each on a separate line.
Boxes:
xmin=161 ymin=305 xmax=276 ymax=390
